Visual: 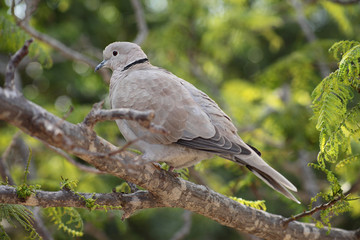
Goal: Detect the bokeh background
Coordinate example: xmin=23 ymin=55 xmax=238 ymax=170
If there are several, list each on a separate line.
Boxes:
xmin=1 ymin=0 xmax=359 ymax=239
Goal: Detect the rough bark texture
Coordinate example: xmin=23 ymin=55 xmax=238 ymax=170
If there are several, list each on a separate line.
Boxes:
xmin=0 ymin=87 xmax=359 ymax=240
xmin=0 ymin=185 xmax=160 ymax=210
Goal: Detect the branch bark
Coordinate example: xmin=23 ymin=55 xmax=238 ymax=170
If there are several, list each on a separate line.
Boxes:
xmin=0 ymin=40 xmax=359 ymax=239
xmin=4 ymin=38 xmax=33 ymax=90
xmin=0 ymin=185 xmax=161 ymax=211
xmin=0 ymin=87 xmax=358 ymax=239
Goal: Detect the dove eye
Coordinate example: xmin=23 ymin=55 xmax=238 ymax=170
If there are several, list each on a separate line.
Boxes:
xmin=112 ymin=51 xmax=118 ymax=56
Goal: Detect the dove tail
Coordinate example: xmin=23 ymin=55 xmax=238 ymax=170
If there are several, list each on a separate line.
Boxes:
xmin=246 ymin=164 xmax=300 ymax=204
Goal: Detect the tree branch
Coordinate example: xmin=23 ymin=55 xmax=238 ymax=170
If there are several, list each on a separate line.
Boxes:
xmin=45 ymin=143 xmax=105 ymax=175
xmin=32 ymin=207 xmax=54 ymax=240
xmin=329 ymin=0 xmax=360 ymax=4
xmin=288 ymin=0 xmax=330 ymax=78
xmin=0 ymin=42 xmax=358 ymax=240
xmin=82 ymin=100 xmax=163 ymax=134
xmin=0 ymin=132 xmax=22 ymax=185
xmin=4 ymin=38 xmax=33 ymax=90
xmin=0 ymin=185 xmax=161 ymax=211
xmin=131 ymin=0 xmax=149 ymax=45
xmin=11 ymin=1 xmax=110 ymax=82
xmin=0 ymin=85 xmax=358 ymax=239
xmin=282 ymin=195 xmax=348 ymax=226
xmin=18 ymin=22 xmax=97 ymax=68
xmin=170 ymin=210 xmax=193 ymax=240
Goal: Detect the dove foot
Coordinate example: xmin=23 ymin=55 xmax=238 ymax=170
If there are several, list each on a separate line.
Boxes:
xmin=126 ymin=181 xmax=139 ymax=193
xmin=167 ymin=166 xmax=180 ymax=177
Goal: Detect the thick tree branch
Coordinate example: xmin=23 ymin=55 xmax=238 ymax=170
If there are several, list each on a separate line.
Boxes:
xmin=0 ymin=87 xmax=358 ymax=239
xmin=0 ymin=41 xmax=358 ymax=239
xmin=0 ymin=185 xmax=161 ymax=211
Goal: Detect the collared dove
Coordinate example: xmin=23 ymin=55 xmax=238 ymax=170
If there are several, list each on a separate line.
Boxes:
xmin=95 ymin=42 xmax=299 ymax=203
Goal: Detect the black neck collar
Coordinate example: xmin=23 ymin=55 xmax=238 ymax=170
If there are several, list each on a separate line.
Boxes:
xmin=122 ymin=58 xmax=149 ymax=71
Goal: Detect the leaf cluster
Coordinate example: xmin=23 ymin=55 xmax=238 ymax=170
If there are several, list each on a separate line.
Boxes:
xmin=0 ymin=14 xmax=52 ymax=68
xmin=311 ymin=40 xmax=360 ymax=227
xmin=0 ymin=204 xmax=40 ymax=240
xmin=229 ymin=196 xmax=266 ymax=211
xmin=46 ymin=207 xmax=84 ymax=237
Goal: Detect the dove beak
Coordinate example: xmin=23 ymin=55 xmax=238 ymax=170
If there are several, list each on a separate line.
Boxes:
xmin=95 ymin=59 xmax=107 ymax=72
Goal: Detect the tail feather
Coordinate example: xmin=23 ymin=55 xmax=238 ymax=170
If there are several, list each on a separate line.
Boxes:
xmin=233 ymin=152 xmax=300 ymax=203
xmin=246 ymin=165 xmax=300 ymax=204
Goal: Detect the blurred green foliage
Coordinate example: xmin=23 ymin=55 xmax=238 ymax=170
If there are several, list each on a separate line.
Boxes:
xmin=0 ymin=0 xmax=360 ymax=239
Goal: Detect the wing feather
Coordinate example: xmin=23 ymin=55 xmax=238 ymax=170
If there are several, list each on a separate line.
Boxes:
xmin=110 ymin=68 xmax=216 ymax=144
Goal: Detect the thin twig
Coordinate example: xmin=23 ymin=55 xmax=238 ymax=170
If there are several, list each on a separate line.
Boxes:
xmin=329 ymin=0 xmax=360 ymax=4
xmin=11 ymin=0 xmax=110 ymax=82
xmin=282 ymin=195 xmax=348 ymax=227
xmin=107 ymin=138 xmax=142 ymax=156
xmin=24 ymin=0 xmax=40 ymax=23
xmin=288 ymin=0 xmax=330 ymax=78
xmin=4 ymin=39 xmax=33 ymax=90
xmin=3 ymin=37 xmax=53 ymax=238
xmin=32 ymin=207 xmax=54 ymax=240
xmin=19 ymin=23 xmax=97 ymax=67
xmin=45 ymin=143 xmax=105 ymax=174
xmin=344 ymin=178 xmax=360 ymax=196
xmin=131 ymin=0 xmax=149 ymax=45
xmin=54 ymin=105 xmax=74 ymax=129
xmin=297 ymin=150 xmax=319 ymax=201
xmin=83 ymin=102 xmax=154 ymax=128
xmin=170 ymin=210 xmax=193 ymax=240
xmin=82 ymin=100 xmax=168 ymax=135
xmin=84 ymin=222 xmax=109 ymax=240
xmin=0 ymin=132 xmax=22 ymax=185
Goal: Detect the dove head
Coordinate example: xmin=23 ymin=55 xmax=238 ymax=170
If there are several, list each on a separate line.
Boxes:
xmin=95 ymin=42 xmax=148 ymax=72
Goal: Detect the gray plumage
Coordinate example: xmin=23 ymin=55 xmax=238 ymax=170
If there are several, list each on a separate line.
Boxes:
xmin=96 ymin=42 xmax=300 ymax=203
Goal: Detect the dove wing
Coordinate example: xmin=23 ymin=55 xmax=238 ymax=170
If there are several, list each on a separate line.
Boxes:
xmin=110 ymin=67 xmax=216 ymax=144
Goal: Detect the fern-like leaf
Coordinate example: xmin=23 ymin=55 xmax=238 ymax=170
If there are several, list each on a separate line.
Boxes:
xmin=45 ymin=207 xmax=84 ymax=237
xmin=329 ymin=40 xmax=360 ymax=61
xmin=0 ymin=204 xmax=40 ymax=239
xmin=312 ymin=71 xmax=353 ymax=162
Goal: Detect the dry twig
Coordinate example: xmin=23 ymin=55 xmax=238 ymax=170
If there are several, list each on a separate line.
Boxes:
xmin=82 ymin=100 xmax=168 ymax=135
xmin=45 ymin=143 xmax=104 ymax=174
xmin=282 ymin=195 xmax=349 ymax=227
xmin=4 ymin=39 xmax=33 ymax=89
xmin=170 ymin=210 xmax=193 ymax=240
